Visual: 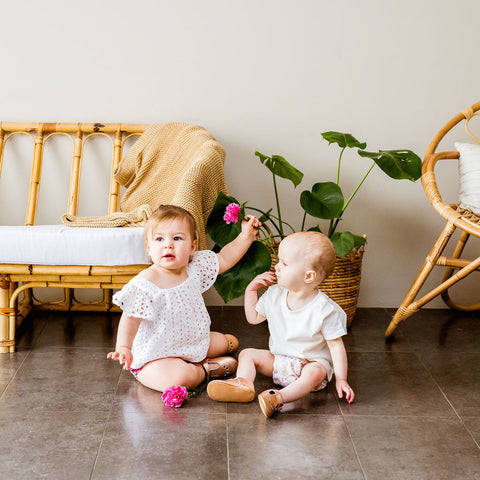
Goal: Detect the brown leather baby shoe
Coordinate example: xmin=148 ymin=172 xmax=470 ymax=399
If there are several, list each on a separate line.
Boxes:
xmin=203 ymin=356 xmax=238 ymax=378
xmin=224 ymin=334 xmax=239 ymax=354
xmin=207 ymin=377 xmax=255 ymax=402
xmin=258 ymin=389 xmax=284 ymax=418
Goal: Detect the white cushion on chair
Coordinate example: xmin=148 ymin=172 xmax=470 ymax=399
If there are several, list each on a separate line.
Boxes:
xmin=0 ymin=225 xmax=150 ymax=266
xmin=456 ymin=142 xmax=480 ymax=216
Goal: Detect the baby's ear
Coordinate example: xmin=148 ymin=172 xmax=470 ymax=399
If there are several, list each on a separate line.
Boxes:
xmin=191 ymin=239 xmax=198 ymax=253
xmin=305 ymin=270 xmax=316 ymax=284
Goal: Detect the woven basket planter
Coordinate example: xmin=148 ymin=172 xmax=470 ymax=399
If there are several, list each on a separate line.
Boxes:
xmin=266 ymin=239 xmax=365 ymax=327
xmin=319 ymin=244 xmax=365 ymax=327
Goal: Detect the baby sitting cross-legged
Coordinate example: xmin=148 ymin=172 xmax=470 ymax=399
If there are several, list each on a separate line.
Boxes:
xmin=207 ymin=231 xmax=355 ymax=417
xmin=107 ymin=205 xmax=261 ymax=393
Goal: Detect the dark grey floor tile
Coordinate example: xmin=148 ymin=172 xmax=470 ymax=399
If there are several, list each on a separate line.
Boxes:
xmin=345 ymin=308 xmax=412 ymax=353
xmin=223 ymin=317 xmax=270 ymax=351
xmin=33 ymin=312 xmax=119 ymax=349
xmin=14 ymin=312 xmax=48 ymax=350
xmin=227 ymin=413 xmax=364 ymax=480
xmin=92 ymin=409 xmax=228 ymax=480
xmin=346 ymin=415 xmax=480 ymax=480
xmin=462 ymin=417 xmax=480 ymax=446
xmin=420 ymin=351 xmax=480 ymax=417
xmin=341 ymin=352 xmax=455 ymax=416
xmin=385 ymin=308 xmax=480 ymax=352
xmin=0 ymin=408 xmax=106 ymax=480
xmin=0 ymin=350 xmax=29 ymax=395
xmin=207 ymin=305 xmax=224 ymax=331
xmin=1 ymin=348 xmax=120 ymax=412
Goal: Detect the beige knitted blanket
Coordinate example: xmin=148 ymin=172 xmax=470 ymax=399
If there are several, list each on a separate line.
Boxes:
xmin=114 ymin=123 xmax=227 ymax=249
xmin=62 ymin=204 xmax=153 ymax=228
xmin=62 ymin=123 xmax=227 ymax=249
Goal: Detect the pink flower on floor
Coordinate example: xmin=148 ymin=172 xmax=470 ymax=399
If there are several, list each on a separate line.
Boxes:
xmin=223 ymin=203 xmax=242 ymax=224
xmin=162 ymin=385 xmax=188 ymax=407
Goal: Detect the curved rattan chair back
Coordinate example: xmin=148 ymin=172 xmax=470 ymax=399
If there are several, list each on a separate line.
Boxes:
xmin=386 ymin=101 xmax=480 ymax=337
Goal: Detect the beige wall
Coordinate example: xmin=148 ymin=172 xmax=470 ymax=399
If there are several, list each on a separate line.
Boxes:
xmin=2 ymin=0 xmax=479 ymax=307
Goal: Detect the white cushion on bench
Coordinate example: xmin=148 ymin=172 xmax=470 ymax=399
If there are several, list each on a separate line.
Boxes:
xmin=0 ymin=225 xmax=150 ymax=266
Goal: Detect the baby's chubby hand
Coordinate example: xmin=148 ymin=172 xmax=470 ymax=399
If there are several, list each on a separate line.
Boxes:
xmin=240 ymin=215 xmax=261 ymax=239
xmin=247 ymin=271 xmax=276 ymax=292
xmin=336 ymin=379 xmax=355 ymax=404
xmin=107 ymin=347 xmax=133 ymax=370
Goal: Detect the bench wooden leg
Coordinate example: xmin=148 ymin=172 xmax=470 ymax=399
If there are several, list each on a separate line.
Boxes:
xmin=0 ymin=278 xmax=15 ymax=353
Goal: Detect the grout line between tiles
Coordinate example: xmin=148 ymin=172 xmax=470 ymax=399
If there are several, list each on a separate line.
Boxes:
xmin=89 ymin=368 xmax=123 ymax=480
xmin=339 ymin=392 xmax=368 ymax=480
xmin=0 ymin=313 xmax=48 ymax=399
xmin=416 ymin=353 xmax=480 ymax=450
xmin=0 ymin=347 xmax=31 ymax=399
xmin=226 ymin=410 xmax=231 ymax=480
xmin=341 ymin=415 xmax=368 ymax=480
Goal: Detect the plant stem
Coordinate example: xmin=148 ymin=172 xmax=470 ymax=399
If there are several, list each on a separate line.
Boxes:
xmin=336 ymin=147 xmax=346 ymax=184
xmin=246 ymin=206 xmax=283 ymax=237
xmin=301 ymin=211 xmax=307 ymax=231
xmin=341 ymin=161 xmax=375 ymax=215
xmin=328 ymin=219 xmax=336 ymax=237
xmin=265 ymin=214 xmax=295 ymax=235
xmin=272 ymin=172 xmax=284 ymax=237
xmin=328 ymin=160 xmax=376 ymax=237
xmin=329 ymin=218 xmax=340 ymax=236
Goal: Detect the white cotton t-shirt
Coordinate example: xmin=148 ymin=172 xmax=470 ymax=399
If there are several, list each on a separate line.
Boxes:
xmin=112 ymin=250 xmax=219 ymax=369
xmin=255 ymin=284 xmax=347 ymax=378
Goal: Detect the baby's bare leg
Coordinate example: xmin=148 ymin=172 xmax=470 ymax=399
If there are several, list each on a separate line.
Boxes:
xmin=138 ymin=357 xmax=205 ymax=391
xmin=206 ymin=331 xmax=230 ymax=357
xmin=237 ymin=348 xmax=274 ymax=383
xmin=279 ymin=362 xmax=327 ymax=403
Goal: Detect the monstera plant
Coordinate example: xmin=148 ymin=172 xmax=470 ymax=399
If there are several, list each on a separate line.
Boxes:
xmin=207 ymin=131 xmax=422 ymax=302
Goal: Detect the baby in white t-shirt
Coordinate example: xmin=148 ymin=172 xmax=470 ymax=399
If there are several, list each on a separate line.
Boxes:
xmin=207 ymin=231 xmax=355 ymax=417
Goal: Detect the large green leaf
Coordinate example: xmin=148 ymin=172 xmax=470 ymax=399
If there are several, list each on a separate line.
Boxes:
xmin=352 ymin=233 xmax=367 ymax=248
xmin=358 ymin=149 xmax=422 ymax=181
xmin=206 ymin=192 xmax=243 ymax=247
xmin=255 ymin=151 xmax=304 ymax=187
xmin=321 ymin=131 xmax=367 ymax=150
xmin=300 ymin=182 xmax=344 ymax=219
xmin=330 ymin=231 xmax=366 ymax=258
xmin=214 ymin=241 xmax=272 ymax=302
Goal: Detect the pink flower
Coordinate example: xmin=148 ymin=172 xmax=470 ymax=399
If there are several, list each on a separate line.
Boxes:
xmin=223 ymin=203 xmax=242 ymax=224
xmin=162 ymin=385 xmax=188 ymax=407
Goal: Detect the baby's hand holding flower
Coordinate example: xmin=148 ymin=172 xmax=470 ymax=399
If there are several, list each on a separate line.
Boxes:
xmin=222 ymin=203 xmax=261 ymax=240
xmin=241 ymin=214 xmax=261 ymax=239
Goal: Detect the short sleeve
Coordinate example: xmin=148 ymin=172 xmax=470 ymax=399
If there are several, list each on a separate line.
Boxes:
xmin=255 ymin=286 xmax=275 ymax=318
xmin=112 ymin=278 xmax=156 ymax=319
xmin=189 ymin=250 xmax=219 ymax=293
xmin=321 ymin=300 xmax=347 ymax=340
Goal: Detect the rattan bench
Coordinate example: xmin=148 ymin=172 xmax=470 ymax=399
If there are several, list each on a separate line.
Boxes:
xmin=0 ymin=122 xmax=227 ymax=353
xmin=0 ymin=123 xmax=153 ymax=352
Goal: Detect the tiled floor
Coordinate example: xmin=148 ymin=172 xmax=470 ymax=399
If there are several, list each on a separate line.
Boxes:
xmin=1 ymin=306 xmax=480 ymax=479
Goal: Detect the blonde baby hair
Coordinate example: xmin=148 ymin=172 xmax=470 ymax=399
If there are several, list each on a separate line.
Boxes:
xmin=285 ymin=231 xmax=336 ymax=283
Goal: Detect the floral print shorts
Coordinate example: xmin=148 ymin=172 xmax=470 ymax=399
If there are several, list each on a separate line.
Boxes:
xmin=130 ymin=366 xmax=143 ymax=379
xmin=272 ymin=354 xmax=328 ymax=392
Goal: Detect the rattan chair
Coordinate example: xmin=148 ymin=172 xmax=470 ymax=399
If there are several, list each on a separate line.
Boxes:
xmin=385 ymin=101 xmax=480 ymax=337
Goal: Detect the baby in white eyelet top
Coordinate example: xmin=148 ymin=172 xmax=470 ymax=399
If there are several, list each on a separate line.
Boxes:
xmin=107 ymin=205 xmax=260 ymax=393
